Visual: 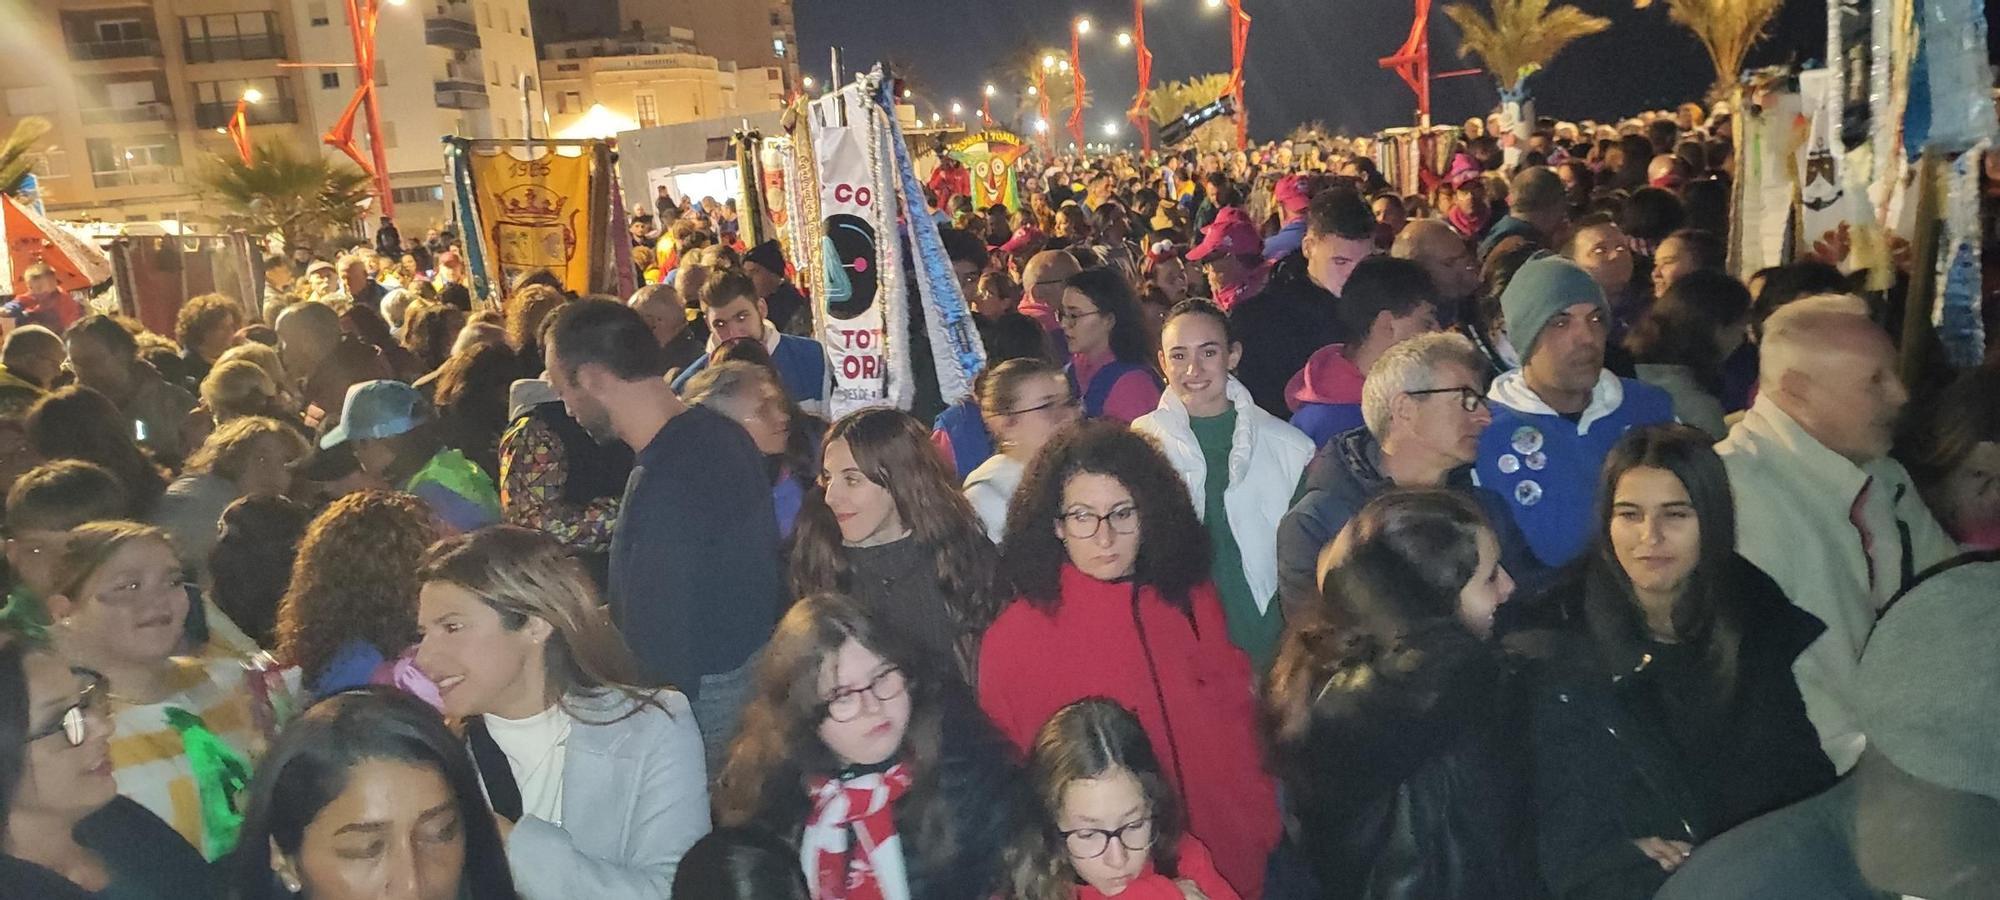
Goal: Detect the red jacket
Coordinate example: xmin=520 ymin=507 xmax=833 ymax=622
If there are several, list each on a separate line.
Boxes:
xmin=978 ymin=565 xmax=1280 ymax=899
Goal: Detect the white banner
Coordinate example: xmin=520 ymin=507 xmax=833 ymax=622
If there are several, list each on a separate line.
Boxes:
xmin=809 ymin=84 xmax=908 ymax=418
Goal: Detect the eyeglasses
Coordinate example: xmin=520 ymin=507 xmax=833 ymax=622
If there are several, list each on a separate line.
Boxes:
xmin=1059 ymin=505 xmax=1140 ymax=540
xmin=821 ymin=666 xmax=908 ymax=723
xmin=1406 ymin=386 xmax=1489 ymax=413
xmin=1062 ymin=817 xmax=1156 ymax=859
xmin=1007 ymin=395 xmax=1079 ymax=417
xmin=27 ymin=668 xmax=104 ymax=748
xmin=1057 ymin=309 xmax=1103 ymax=326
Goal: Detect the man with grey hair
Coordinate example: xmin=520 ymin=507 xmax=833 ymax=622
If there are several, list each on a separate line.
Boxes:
xmin=1478 ymin=166 xmax=1570 ymax=259
xmin=628 ymin=283 xmax=703 ymax=375
xmin=1274 ymin=331 xmax=1543 ymax=616
xmin=1717 ymin=295 xmax=1956 ymax=774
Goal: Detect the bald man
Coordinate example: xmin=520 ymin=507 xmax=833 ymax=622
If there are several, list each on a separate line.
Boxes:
xmin=1391 ymin=220 xmax=1482 ymax=313
xmin=1717 ymin=295 xmax=1957 ymax=774
xmin=1017 ymin=249 xmax=1081 ymax=356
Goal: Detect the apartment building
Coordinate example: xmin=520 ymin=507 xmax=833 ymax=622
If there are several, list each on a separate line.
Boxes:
xmin=611 ymin=0 xmax=798 ymax=90
xmin=539 ymin=32 xmax=782 ymax=139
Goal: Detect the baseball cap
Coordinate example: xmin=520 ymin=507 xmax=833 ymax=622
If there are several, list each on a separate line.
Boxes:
xmin=1185 ymin=207 xmax=1263 ymax=263
xmin=1275 ymin=174 xmax=1314 ymax=213
xmin=318 ymin=380 xmax=430 ymax=449
xmin=999 ymin=226 xmax=1044 ymax=254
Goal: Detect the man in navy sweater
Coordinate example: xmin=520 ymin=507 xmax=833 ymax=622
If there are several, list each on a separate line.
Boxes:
xmin=544 ymin=298 xmax=784 ymax=769
xmin=671 ymin=270 xmax=827 ymax=416
xmin=1475 ymin=255 xmax=1675 ymax=568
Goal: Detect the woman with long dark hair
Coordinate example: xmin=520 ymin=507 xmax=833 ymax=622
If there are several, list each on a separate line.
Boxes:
xmin=1010 ymin=698 xmax=1240 ymax=900
xmin=1625 ymin=270 xmax=1751 ymax=438
xmin=1264 ymin=489 xmax=1535 ymax=900
xmin=224 ymin=688 xmax=516 ymax=900
xmin=1527 ymin=424 xmax=1835 ymax=900
xmin=413 ymin=526 xmax=709 ymax=899
xmin=1058 ymin=269 xmax=1162 ymax=423
xmin=790 ymin=409 xmax=1003 ymax=676
xmin=715 ymin=593 xmax=1025 ymax=900
xmin=977 ymin=421 xmax=1279 ymax=898
xmin=0 ymin=634 xmax=216 ymax=898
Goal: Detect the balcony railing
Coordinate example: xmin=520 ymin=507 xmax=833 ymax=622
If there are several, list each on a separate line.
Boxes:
xmin=79 ymin=103 xmax=174 ymax=125
xmin=68 ymin=38 xmax=162 ymax=60
xmin=435 ymin=88 xmax=490 ymax=110
xmin=91 ymin=166 xmax=182 ymax=189
xmin=183 ymin=33 xmax=284 ymax=63
xmin=425 ymin=16 xmax=480 ymax=50
xmin=193 ymin=98 xmax=297 ymax=129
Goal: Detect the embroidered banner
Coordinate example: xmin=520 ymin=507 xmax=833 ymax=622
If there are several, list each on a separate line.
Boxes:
xmin=467 ymin=146 xmax=596 ymax=295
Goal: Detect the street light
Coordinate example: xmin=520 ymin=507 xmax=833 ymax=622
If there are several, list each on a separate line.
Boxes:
xmin=950 ymin=101 xmax=963 ymax=115
xmin=1027 ymin=85 xmax=1038 ymax=96
xmin=1116 ymin=31 xmax=1132 ymax=48
xmin=902 ymin=88 xmax=912 ymax=99
xmin=1034 ymin=119 xmax=1049 ymax=133
xmin=984 ymin=84 xmax=996 ymax=97
xmin=802 ymin=76 xmax=814 ymax=89
xmin=1205 ymin=0 xmax=1223 ymax=7
xmin=1042 ymin=54 xmax=1058 ymax=70
xmin=1075 ymin=17 xmax=1091 ymax=35
xmin=241 ymin=87 xmax=263 ymax=104
xmin=1058 ymin=59 xmax=1070 ymax=73
xmin=1104 ymin=122 xmax=1119 ymax=136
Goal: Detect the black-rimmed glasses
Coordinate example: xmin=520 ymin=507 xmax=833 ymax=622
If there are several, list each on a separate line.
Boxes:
xmin=1062 ymin=817 xmax=1156 ymax=859
xmin=1058 ymin=505 xmax=1140 ymax=540
xmin=1007 ymin=395 xmax=1079 ymax=417
xmin=27 ymin=668 xmax=103 ymax=748
xmin=1406 ymin=386 xmax=1489 ymax=413
xmin=820 ymin=667 xmax=907 ymax=723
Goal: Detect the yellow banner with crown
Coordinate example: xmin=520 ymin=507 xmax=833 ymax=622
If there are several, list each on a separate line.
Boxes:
xmin=467 ymin=147 xmax=595 ymax=293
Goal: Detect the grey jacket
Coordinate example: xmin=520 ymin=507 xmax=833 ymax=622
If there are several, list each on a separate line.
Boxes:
xmin=505 ymin=689 xmax=711 ymax=900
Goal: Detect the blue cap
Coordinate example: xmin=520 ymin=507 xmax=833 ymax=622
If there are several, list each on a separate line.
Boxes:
xmin=319 ymin=380 xmax=430 ymax=449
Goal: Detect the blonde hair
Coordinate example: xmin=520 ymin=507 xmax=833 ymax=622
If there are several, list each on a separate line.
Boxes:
xmin=201 ymin=359 xmax=281 ymax=421
xmin=184 ymin=416 xmax=308 ymax=482
xmin=51 ymin=521 xmax=175 ymax=606
xmin=215 ymin=342 xmax=291 ymax=393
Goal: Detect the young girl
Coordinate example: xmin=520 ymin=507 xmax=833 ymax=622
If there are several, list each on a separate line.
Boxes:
xmin=1058 ymin=269 xmax=1162 ymax=423
xmin=413 ymin=526 xmax=710 ymax=900
xmin=964 ymin=358 xmax=1079 ymax=542
xmin=715 ymin=593 xmax=1024 ymax=900
xmin=44 ymin=522 xmax=270 ymax=860
xmin=1133 ymin=300 xmax=1313 ymax=672
xmin=1013 ymin=698 xmax=1240 ymax=900
xmin=791 ymin=409 xmax=1003 ymax=675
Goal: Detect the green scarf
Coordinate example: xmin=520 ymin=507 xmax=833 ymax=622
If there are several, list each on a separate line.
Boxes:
xmin=163 ymin=706 xmax=253 ymax=859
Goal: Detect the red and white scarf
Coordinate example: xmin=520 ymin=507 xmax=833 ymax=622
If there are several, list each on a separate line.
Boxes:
xmin=801 ymin=764 xmax=914 ymax=900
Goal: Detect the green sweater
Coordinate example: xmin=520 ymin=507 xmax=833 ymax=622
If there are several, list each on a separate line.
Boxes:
xmin=1190 ymin=410 xmax=1283 ymax=673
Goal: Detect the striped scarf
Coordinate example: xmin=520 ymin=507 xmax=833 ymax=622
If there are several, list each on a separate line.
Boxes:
xmin=802 ymin=763 xmax=914 ymax=900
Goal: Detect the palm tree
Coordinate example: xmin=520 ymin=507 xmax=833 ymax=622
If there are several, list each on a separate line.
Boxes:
xmin=989 ymin=44 xmax=1091 ymax=126
xmin=1147 ymin=74 xmax=1236 ymax=150
xmin=1443 ymin=0 xmax=1611 ymax=111
xmin=202 ymin=141 xmax=372 ymax=253
xmin=1634 ymin=0 xmax=1783 ymax=97
xmin=0 ymin=117 xmax=53 ymax=195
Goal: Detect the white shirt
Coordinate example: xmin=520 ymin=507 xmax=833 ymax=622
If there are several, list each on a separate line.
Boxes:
xmin=485 ymin=705 xmax=572 ymax=826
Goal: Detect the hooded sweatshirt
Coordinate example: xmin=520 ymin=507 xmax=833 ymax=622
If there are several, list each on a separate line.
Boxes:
xmin=962 ymin=452 xmax=1025 ymax=543
xmin=1283 ymin=344 xmax=1368 ymax=448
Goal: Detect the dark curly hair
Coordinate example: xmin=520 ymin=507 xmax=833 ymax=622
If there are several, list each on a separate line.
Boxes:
xmin=1000 ymin=420 xmax=1209 ymax=615
xmin=400 ymin=302 xmax=467 ymax=373
xmin=274 ymin=491 xmax=439 ymax=687
xmin=175 ymin=293 xmax=245 ymax=360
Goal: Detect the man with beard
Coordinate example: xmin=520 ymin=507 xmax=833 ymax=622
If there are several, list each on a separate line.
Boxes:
xmin=542 ymin=298 xmax=783 ymax=768
xmin=1474 ymin=256 xmax=1674 ymax=568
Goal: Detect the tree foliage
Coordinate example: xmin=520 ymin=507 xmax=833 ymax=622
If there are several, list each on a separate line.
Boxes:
xmin=1443 ymin=0 xmax=1612 ymax=93
xmin=1635 ymin=0 xmax=1783 ymax=95
xmin=0 ymin=117 xmax=53 ymax=196
xmin=201 ymin=141 xmax=372 ymax=252
xmin=991 ymin=44 xmax=1092 ymax=125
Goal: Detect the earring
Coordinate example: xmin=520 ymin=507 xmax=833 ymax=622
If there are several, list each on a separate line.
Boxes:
xmin=279 ymin=872 xmax=302 ymax=894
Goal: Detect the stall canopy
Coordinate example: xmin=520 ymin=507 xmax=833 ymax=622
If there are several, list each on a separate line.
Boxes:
xmin=2 ymin=195 xmax=113 ymax=295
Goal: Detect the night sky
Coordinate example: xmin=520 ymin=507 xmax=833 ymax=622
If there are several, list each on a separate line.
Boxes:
xmin=794 ymin=0 xmax=1831 ymax=140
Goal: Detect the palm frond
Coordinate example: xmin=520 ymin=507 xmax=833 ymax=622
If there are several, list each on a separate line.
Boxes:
xmin=1654 ymin=0 xmax=1784 ymax=92
xmin=201 ymin=141 xmax=371 ymax=249
xmin=0 ymin=117 xmax=54 ymax=195
xmin=1445 ymin=0 xmax=1611 ymax=92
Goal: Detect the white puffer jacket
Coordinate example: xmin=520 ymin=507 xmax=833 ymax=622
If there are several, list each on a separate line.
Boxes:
xmin=1133 ymin=376 xmax=1314 ymax=611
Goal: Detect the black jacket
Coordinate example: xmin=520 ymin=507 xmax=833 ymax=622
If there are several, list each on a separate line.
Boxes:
xmin=1519 ymin=555 xmax=1836 ymax=900
xmin=1269 ymin=623 xmax=1544 ymax=900
xmin=1229 ymin=252 xmax=1344 ymax=419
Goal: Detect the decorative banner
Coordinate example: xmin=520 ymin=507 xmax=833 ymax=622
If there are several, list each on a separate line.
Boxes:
xmin=760 ymin=137 xmax=799 ymax=268
xmin=467 ymin=145 xmax=595 ymax=294
xmin=809 ymin=80 xmax=909 ymax=417
xmin=876 ymin=79 xmax=986 ymax=405
xmin=1934 ymin=140 xmax=1986 ymax=367
xmin=947 ymin=130 xmax=1028 ymax=212
xmin=2 ymin=194 xmax=113 ymax=294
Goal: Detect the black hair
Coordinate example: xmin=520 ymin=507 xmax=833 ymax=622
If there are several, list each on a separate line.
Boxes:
xmin=63 ymin=316 xmax=138 ymax=362
xmin=207 ymin=495 xmax=312 ymax=649
xmin=1162 ymin=298 xmax=1235 ymax=346
xmin=1618 ymin=187 xmax=1685 ymax=244
xmin=5 ymin=459 xmax=129 ymax=533
xmin=1012 ymin=698 xmax=1188 ymax=899
xmin=978 ymin=312 xmax=1051 ymax=364
xmin=543 ymin=297 xmax=668 ymax=382
xmin=702 ymin=270 xmax=760 ymax=310
xmin=1626 ymin=270 xmax=1750 ymax=392
xmin=672 ymin=827 xmax=810 ymax=900
xmin=1660 ymin=228 xmax=1726 ymax=274
xmin=226 ymin=688 xmax=515 ymax=900
xmin=1335 ymin=256 xmax=1435 ymax=340
xmin=1750 ymin=261 xmax=1854 ymax=338
xmin=437 ymin=282 xmax=473 ymax=312
xmin=1680 ymin=179 xmax=1730 ymax=237
xmin=940 ymin=227 xmax=992 ymax=271
xmin=509 ymin=268 xmax=567 ymax=296
xmin=1062 ymin=268 xmax=1155 ymax=369
xmin=1305 ymin=185 xmax=1376 ymax=241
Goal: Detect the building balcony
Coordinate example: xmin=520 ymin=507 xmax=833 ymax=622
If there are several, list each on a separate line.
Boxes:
xmin=79 ymin=103 xmax=174 ymax=126
xmin=91 ymin=166 xmax=183 ymax=189
xmin=435 ymin=84 xmax=489 ymax=110
xmin=183 ymin=34 xmax=285 ymax=64
xmin=425 ymin=17 xmax=481 ymax=50
xmin=193 ymin=99 xmax=297 ymax=130
xmin=68 ymin=38 xmax=163 ymax=61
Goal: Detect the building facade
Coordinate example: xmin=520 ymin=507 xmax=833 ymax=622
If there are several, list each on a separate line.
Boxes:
xmin=539 ymin=34 xmax=781 ymax=139
xmin=611 ymin=0 xmax=797 ymax=90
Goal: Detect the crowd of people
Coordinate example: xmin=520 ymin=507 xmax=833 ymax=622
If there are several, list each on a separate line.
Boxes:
xmin=0 ymin=100 xmax=1996 ymax=900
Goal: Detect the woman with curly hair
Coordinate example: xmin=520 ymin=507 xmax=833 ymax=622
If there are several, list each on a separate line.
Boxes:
xmin=172 ymin=292 xmax=244 ymax=386
xmin=431 ymin=341 xmax=519 ymax=481
xmin=274 ymin=490 xmax=440 ymax=697
xmin=506 ymin=283 xmax=567 ymax=379
xmin=715 ymin=593 xmax=1025 ymax=900
xmin=789 ymin=408 xmax=1001 ymax=678
xmin=977 ymin=420 xmax=1278 ymax=898
xmin=400 ymin=301 xmax=468 ymax=376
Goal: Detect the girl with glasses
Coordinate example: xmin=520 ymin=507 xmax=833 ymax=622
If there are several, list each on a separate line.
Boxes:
xmin=411 ymin=526 xmax=710 ymax=900
xmin=978 ymin=421 xmax=1279 ymax=899
xmin=716 ymin=593 xmax=1025 ymax=900
xmin=0 ymin=635 xmax=216 ymax=898
xmin=792 ymin=409 xmax=1003 ymax=679
xmin=1010 ymin=698 xmax=1239 ymax=900
xmin=966 ymin=359 xmax=1080 ymax=542
xmin=1059 ymin=269 xmax=1162 ymax=424
xmin=44 ymin=521 xmax=272 ymax=861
